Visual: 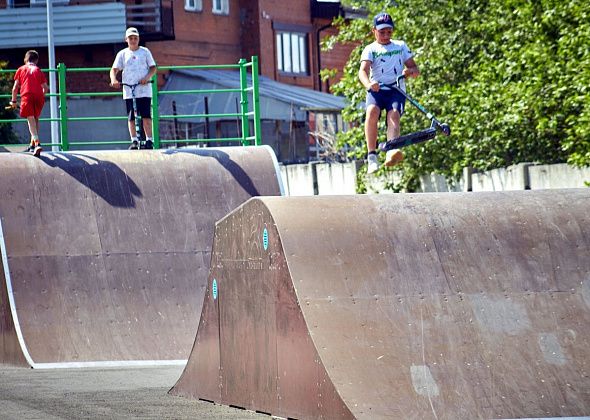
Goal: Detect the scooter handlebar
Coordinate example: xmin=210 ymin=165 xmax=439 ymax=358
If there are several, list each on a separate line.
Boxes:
xmin=370 ymin=74 xmax=406 ymax=91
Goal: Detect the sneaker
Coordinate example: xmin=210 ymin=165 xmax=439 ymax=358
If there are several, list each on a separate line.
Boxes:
xmin=384 ymin=149 xmax=404 ymax=167
xmin=128 ymin=140 xmax=139 ymax=150
xmin=24 ymin=144 xmax=35 ymax=153
xmin=33 ymin=145 xmax=43 ymax=157
xmin=144 ymin=139 xmax=153 ymax=149
xmin=367 ymin=153 xmax=379 ymax=174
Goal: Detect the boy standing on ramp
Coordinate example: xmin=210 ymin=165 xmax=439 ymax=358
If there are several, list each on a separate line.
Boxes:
xmin=359 ymin=12 xmax=420 ymax=174
xmin=110 ymin=27 xmax=157 ymax=150
xmin=9 ymin=50 xmax=48 ymax=157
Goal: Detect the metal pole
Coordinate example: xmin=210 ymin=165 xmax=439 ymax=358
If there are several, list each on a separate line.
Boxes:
xmin=57 ymin=63 xmax=69 ymax=151
xmin=238 ymin=58 xmax=249 ymax=146
xmin=251 ymin=56 xmax=261 ymax=146
xmin=150 ymin=74 xmax=160 ymax=148
xmin=46 ymin=0 xmax=59 ymax=150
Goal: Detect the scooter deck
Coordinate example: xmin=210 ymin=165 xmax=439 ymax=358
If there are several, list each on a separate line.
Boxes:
xmin=378 ymin=128 xmax=437 ymax=152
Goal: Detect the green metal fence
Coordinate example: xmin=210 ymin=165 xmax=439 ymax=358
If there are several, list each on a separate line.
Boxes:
xmin=0 ymin=56 xmax=261 ymax=151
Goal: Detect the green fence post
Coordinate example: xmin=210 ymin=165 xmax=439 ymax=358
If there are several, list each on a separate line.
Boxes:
xmin=57 ymin=63 xmax=69 ymax=151
xmin=238 ymin=58 xmax=250 ymax=146
xmin=151 ymin=74 xmax=160 ymax=149
xmin=251 ymin=56 xmax=261 ymax=146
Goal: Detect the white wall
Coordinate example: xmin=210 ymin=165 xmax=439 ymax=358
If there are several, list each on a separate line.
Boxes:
xmin=280 ymin=161 xmax=590 ymax=196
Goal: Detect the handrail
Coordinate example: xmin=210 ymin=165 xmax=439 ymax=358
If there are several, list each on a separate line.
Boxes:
xmin=0 ymin=57 xmax=262 ymax=151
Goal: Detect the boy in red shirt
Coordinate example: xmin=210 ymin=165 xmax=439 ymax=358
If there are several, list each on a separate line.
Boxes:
xmin=9 ymin=50 xmax=48 ymax=157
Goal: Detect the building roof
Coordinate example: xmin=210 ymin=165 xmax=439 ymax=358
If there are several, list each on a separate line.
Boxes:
xmin=158 ymin=69 xmax=346 ymax=123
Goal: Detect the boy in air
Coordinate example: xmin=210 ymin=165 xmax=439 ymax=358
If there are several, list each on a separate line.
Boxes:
xmin=359 ymin=13 xmax=420 ymax=174
xmin=9 ymin=50 xmax=48 ymax=157
xmin=110 ymin=27 xmax=157 ymax=150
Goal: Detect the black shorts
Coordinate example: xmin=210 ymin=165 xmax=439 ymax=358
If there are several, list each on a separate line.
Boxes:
xmin=366 ymin=88 xmax=406 ymax=115
xmin=126 ymin=97 xmax=152 ymax=120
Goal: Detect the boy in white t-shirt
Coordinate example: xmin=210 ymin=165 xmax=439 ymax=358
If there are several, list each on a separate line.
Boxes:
xmin=359 ymin=13 xmax=420 ymax=174
xmin=110 ymin=27 xmax=157 ymax=149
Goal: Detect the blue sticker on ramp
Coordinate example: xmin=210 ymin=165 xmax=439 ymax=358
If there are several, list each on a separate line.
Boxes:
xmin=212 ymin=279 xmax=218 ymax=300
xmin=263 ymin=227 xmax=269 ymax=250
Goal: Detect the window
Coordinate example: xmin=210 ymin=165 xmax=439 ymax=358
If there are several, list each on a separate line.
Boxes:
xmin=185 ymin=0 xmax=202 ymax=12
xmin=276 ymin=32 xmax=308 ymax=75
xmin=212 ymin=0 xmax=229 ymax=15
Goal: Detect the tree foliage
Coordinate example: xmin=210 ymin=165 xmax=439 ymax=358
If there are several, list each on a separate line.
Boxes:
xmin=323 ymin=0 xmax=590 ymax=190
xmin=0 ymin=61 xmax=19 ymax=144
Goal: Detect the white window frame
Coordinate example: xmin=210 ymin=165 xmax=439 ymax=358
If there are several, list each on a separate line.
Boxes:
xmin=184 ymin=0 xmax=202 ymax=12
xmin=212 ymin=0 xmax=229 ymax=15
xmin=276 ymin=31 xmax=308 ymax=75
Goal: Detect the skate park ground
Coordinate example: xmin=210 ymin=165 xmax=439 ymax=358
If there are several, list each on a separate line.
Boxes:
xmin=0 ymin=365 xmax=267 ymax=420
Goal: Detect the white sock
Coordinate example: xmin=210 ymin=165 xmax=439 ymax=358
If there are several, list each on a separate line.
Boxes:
xmin=131 ymin=136 xmax=138 ymax=142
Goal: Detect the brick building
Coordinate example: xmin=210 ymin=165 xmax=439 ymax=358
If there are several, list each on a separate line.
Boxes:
xmin=0 ymin=0 xmax=358 ymax=161
xmin=0 ymin=0 xmax=355 ymax=91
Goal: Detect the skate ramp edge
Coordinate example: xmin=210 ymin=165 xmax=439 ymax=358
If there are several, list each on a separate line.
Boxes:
xmin=0 ymin=146 xmax=282 ymax=368
xmin=171 ymin=190 xmax=590 ymax=419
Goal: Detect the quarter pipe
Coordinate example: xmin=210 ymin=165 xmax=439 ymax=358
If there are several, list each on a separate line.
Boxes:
xmin=171 ymin=190 xmax=590 ymax=419
xmin=0 ymin=146 xmax=282 ymax=368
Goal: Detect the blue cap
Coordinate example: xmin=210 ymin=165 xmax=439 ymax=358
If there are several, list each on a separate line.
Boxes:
xmin=373 ymin=13 xmax=394 ymax=30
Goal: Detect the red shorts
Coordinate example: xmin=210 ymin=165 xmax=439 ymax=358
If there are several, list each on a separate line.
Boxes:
xmin=20 ymin=94 xmax=45 ymax=118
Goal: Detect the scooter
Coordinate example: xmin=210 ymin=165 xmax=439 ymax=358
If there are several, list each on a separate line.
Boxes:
xmin=376 ymin=75 xmax=451 ymax=153
xmin=122 ymin=82 xmax=153 ymax=150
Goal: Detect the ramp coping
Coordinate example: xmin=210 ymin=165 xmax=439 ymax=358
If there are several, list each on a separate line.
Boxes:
xmin=0 ymin=216 xmax=36 ymax=367
xmin=2 ymin=217 xmax=190 ymax=369
xmin=260 ymin=145 xmax=285 ymax=196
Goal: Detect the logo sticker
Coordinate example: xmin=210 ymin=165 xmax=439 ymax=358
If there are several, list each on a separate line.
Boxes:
xmin=212 ymin=279 xmax=218 ymax=300
xmin=263 ymin=227 xmax=269 ymax=250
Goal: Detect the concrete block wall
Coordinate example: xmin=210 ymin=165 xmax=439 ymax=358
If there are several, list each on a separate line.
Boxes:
xmin=316 ymin=162 xmax=359 ymax=195
xmin=470 ymin=163 xmax=532 ymax=192
xmin=280 ymin=161 xmax=590 ymax=196
xmin=280 ymin=163 xmax=316 ymax=196
xmin=528 ymin=163 xmax=590 ymax=189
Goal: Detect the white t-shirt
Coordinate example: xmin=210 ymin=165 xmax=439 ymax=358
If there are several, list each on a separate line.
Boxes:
xmin=112 ymin=46 xmax=156 ymax=99
xmin=360 ymin=40 xmax=413 ymax=91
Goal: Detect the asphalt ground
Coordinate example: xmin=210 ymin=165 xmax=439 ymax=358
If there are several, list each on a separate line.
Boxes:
xmin=0 ymin=365 xmax=268 ymax=420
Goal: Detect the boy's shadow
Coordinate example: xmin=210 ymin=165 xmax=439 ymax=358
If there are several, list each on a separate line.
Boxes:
xmin=164 ymin=148 xmax=261 ymax=196
xmin=38 ymin=153 xmax=142 ymax=208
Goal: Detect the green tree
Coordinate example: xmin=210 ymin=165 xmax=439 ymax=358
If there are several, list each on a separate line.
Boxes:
xmin=323 ymin=0 xmax=590 ymax=191
xmin=0 ymin=61 xmax=19 ymax=144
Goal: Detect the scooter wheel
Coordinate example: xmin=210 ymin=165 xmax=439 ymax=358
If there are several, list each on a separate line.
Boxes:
xmin=440 ymin=123 xmax=451 ymax=136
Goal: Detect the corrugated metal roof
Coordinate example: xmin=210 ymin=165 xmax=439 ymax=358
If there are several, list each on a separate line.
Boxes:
xmin=171 ymin=68 xmax=347 ymax=111
xmin=0 ymin=3 xmax=126 ymax=49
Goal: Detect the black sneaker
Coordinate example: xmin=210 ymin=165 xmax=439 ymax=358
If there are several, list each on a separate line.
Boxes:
xmin=144 ymin=139 xmax=153 ymax=149
xmin=128 ymin=140 xmax=139 ymax=150
xmin=33 ymin=145 xmax=43 ymax=157
xmin=24 ymin=144 xmax=35 ymax=153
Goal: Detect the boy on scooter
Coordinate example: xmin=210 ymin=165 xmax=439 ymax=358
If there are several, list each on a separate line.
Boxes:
xmin=359 ymin=12 xmax=419 ymax=174
xmin=110 ymin=27 xmax=157 ymax=150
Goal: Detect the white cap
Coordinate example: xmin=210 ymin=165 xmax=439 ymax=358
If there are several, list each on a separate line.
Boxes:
xmin=125 ymin=27 xmax=139 ymax=38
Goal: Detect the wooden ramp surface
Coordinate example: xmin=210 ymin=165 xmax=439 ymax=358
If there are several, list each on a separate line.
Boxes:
xmin=0 ymin=146 xmax=282 ymax=368
xmin=171 ymin=190 xmax=590 ymax=419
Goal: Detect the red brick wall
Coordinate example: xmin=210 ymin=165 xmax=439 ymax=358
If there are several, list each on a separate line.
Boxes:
xmin=147 ymin=0 xmax=242 ymax=67
xmin=1 ymin=1 xmax=354 ymax=94
xmin=2 ymin=45 xmax=116 ymax=93
xmin=318 ymin=26 xmax=358 ymax=93
xmin=259 ymin=0 xmax=313 ymax=89
xmin=238 ymin=0 xmax=260 ymax=62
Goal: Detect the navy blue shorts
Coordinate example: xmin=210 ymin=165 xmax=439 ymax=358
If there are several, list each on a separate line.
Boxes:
xmin=366 ymin=88 xmax=406 ymax=115
xmin=126 ymin=97 xmax=152 ymax=120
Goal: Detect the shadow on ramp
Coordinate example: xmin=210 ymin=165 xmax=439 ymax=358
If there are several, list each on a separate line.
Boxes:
xmin=171 ymin=190 xmax=590 ymax=419
xmin=0 ymin=146 xmax=283 ymax=368
xmin=37 ymin=152 xmax=142 ymax=207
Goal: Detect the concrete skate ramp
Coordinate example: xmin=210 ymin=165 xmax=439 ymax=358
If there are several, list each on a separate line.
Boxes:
xmin=0 ymin=146 xmax=283 ymax=368
xmin=171 ymin=190 xmax=590 ymax=419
